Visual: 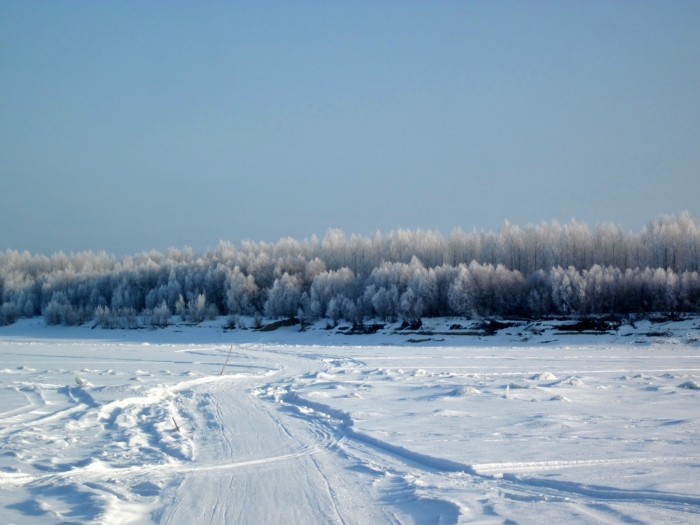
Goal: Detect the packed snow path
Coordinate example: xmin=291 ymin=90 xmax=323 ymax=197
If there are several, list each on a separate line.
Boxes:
xmin=158 ymin=370 xmax=391 ymax=524
xmin=1 ymin=318 xmax=700 ymax=523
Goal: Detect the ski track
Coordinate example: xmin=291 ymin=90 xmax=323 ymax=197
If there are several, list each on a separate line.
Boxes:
xmin=1 ymin=318 xmax=700 ymax=523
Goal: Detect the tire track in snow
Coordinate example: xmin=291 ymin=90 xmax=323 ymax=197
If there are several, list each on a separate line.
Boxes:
xmin=3 ymin=451 xmax=316 ymax=489
xmin=264 ymin=390 xmax=471 ymax=524
xmin=275 ymin=389 xmax=700 ymax=521
xmin=0 ymin=387 xmax=44 ymax=421
xmin=280 ymin=392 xmax=476 ymax=474
xmin=155 ymin=361 xmax=396 ymax=525
xmin=500 ymin=474 xmax=700 ymax=508
xmin=472 ymin=456 xmax=700 ymax=475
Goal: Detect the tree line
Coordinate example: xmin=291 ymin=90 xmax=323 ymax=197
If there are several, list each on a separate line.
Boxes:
xmin=1 ymin=212 xmax=700 ymax=327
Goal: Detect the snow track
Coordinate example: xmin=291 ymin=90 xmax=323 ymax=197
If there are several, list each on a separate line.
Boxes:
xmin=157 ymin=371 xmax=398 ymax=525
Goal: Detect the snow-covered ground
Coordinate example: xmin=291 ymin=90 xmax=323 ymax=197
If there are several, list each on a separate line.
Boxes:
xmin=1 ymin=316 xmax=699 ymax=524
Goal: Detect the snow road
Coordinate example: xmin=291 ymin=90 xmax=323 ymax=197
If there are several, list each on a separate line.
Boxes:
xmin=1 ymin=317 xmax=700 ymax=523
xmin=159 ymin=370 xmax=392 ymax=525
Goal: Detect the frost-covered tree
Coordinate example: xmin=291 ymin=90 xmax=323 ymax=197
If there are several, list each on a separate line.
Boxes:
xmin=264 ymin=273 xmax=301 ymax=318
xmin=309 ymin=268 xmax=356 ymax=319
xmin=326 ymin=296 xmax=342 ymax=324
xmin=43 ymin=291 xmax=91 ymax=326
xmin=226 ymin=267 xmax=259 ymax=315
xmin=527 ymin=269 xmax=552 ymax=316
xmin=2 ymin=212 xmax=700 ymax=327
xmin=399 ymin=288 xmax=423 ymax=322
xmin=550 ymin=266 xmax=586 ymax=315
xmin=583 ymin=265 xmax=621 ymax=314
xmin=150 ymin=300 xmax=171 ymax=327
xmin=187 ymin=293 xmax=217 ymax=323
xmin=369 ymin=286 xmax=396 ymax=321
xmin=175 ymin=294 xmax=187 ymax=320
xmin=0 ymin=302 xmax=19 ymax=326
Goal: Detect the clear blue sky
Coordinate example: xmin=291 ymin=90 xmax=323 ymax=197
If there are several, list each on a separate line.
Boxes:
xmin=1 ymin=1 xmax=699 ymax=255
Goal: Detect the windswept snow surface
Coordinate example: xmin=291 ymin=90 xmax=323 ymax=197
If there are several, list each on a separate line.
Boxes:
xmin=1 ymin=317 xmax=700 ymax=524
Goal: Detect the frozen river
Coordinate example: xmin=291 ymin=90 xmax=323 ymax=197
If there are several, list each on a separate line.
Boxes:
xmin=1 ymin=317 xmax=699 ymax=524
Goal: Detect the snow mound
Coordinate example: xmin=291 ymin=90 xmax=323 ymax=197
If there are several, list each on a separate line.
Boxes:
xmin=449 ymin=386 xmax=480 ymax=396
xmin=678 ymin=381 xmax=700 ymax=390
xmin=550 ymin=395 xmax=571 ymax=402
xmin=346 ymin=392 xmax=362 ymax=399
xmin=75 ymin=376 xmax=94 ymax=387
xmin=433 ymin=409 xmax=464 ymax=416
xmin=531 ymin=372 xmax=557 ymax=380
xmin=560 ymin=377 xmax=586 ymax=387
xmin=509 ymin=382 xmax=530 ymax=389
xmin=312 ymin=372 xmax=336 ymax=380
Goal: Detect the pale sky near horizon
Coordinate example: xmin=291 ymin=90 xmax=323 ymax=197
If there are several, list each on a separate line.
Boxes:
xmin=1 ymin=1 xmax=699 ymax=256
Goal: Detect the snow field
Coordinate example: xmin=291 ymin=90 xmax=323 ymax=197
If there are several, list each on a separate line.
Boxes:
xmin=0 ymin=317 xmax=699 ymax=523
